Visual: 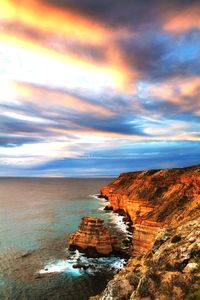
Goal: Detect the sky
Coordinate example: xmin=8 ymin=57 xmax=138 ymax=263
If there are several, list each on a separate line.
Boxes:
xmin=0 ymin=0 xmax=200 ymax=177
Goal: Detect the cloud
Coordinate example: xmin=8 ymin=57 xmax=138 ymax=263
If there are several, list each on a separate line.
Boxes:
xmin=0 ymin=136 xmax=42 ymax=147
xmin=143 ymin=76 xmax=200 ymax=116
xmin=0 ymin=0 xmax=111 ymax=45
xmin=0 ymin=1 xmax=140 ymax=90
xmin=0 ymin=0 xmax=135 ymax=75
xmin=1 ymin=22 xmax=105 ymax=64
xmin=42 ymin=0 xmax=191 ymax=30
xmin=0 ymin=0 xmax=200 ymax=175
xmin=0 ymin=35 xmax=130 ymax=94
xmin=1 ymin=140 xmax=199 ymax=176
xmin=12 ymin=82 xmax=115 ymax=117
xmin=164 ymin=2 xmax=200 ymax=33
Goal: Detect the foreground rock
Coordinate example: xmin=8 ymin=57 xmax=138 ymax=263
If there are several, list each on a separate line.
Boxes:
xmin=91 ymin=217 xmax=200 ymax=300
xmin=68 ymin=216 xmax=118 ymax=257
xmin=91 ymin=164 xmax=200 ymax=300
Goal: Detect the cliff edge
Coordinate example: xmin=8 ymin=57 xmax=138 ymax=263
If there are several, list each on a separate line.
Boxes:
xmin=92 ymin=164 xmax=200 ymax=300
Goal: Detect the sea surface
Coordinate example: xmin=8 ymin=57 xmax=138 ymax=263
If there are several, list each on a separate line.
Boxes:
xmin=0 ymin=178 xmax=128 ymax=300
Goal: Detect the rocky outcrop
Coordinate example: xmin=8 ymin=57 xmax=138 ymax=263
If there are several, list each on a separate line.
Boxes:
xmin=100 ymin=165 xmax=200 ymax=255
xmin=68 ymin=216 xmax=117 ymax=257
xmin=90 ymin=164 xmax=200 ymax=300
xmin=91 ymin=217 xmax=200 ymax=300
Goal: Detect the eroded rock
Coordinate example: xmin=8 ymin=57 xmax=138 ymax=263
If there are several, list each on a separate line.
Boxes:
xmin=68 ymin=216 xmax=117 ymax=257
xmin=90 ymin=165 xmax=200 ymax=300
xmin=100 ymin=165 xmax=200 ymax=255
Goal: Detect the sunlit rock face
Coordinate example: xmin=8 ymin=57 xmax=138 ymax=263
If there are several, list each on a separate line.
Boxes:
xmin=68 ymin=216 xmax=117 ymax=256
xmin=91 ymin=165 xmax=200 ymax=300
xmin=100 ymin=165 xmax=200 ymax=255
xmin=91 ymin=217 xmax=200 ymax=300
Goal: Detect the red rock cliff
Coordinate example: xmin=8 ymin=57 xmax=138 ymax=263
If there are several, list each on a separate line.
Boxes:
xmin=100 ymin=165 xmax=200 ymax=255
xmin=68 ymin=216 xmax=117 ymax=256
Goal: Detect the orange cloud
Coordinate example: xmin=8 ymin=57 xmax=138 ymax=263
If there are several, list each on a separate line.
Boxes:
xmin=0 ymin=1 xmax=137 ymax=91
xmin=2 ymin=80 xmax=200 ymax=143
xmin=0 ymin=32 xmax=130 ymax=92
xmin=0 ymin=0 xmax=109 ymax=45
xmin=164 ymin=4 xmax=200 ymax=33
xmin=12 ymin=81 xmax=115 ymax=117
xmin=106 ymin=44 xmax=138 ymax=93
xmin=147 ymin=76 xmax=200 ymax=115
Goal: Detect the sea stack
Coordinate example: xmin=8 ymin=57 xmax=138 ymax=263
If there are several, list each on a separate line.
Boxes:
xmin=68 ymin=216 xmax=117 ymax=257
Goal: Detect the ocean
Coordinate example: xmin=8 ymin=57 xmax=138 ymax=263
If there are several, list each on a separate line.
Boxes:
xmin=0 ymin=178 xmax=128 ymax=300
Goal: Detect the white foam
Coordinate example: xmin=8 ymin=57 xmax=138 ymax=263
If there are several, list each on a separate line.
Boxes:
xmin=37 ymin=194 xmax=129 ymax=277
xmin=90 ymin=194 xmax=110 ymax=211
xmin=111 ymin=259 xmax=125 ymax=270
xmin=39 ymin=260 xmax=81 ymax=276
xmin=109 ymin=212 xmax=132 ymax=237
xmin=89 ymin=194 xmax=105 ymax=209
xmin=89 ymin=194 xmax=100 ymax=199
xmin=74 ymin=249 xmax=80 ymax=260
xmin=91 ymin=194 xmax=131 ymax=236
xmin=38 ymin=253 xmax=125 ymax=276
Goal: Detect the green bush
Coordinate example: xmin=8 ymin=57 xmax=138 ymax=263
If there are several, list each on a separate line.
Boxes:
xmin=185 ymin=289 xmax=200 ymax=300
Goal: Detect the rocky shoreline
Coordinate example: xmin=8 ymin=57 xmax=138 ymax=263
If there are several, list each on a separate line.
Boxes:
xmin=68 ymin=216 xmax=118 ymax=257
xmin=68 ymin=213 xmax=132 ymax=259
xmin=90 ymin=164 xmax=200 ymax=300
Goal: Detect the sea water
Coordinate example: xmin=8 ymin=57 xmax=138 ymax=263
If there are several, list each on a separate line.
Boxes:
xmin=0 ymin=178 xmax=128 ymax=300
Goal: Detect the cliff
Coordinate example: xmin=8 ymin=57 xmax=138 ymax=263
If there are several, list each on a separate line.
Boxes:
xmin=100 ymin=165 xmax=200 ymax=255
xmin=68 ymin=216 xmax=117 ymax=257
xmin=92 ymin=164 xmax=200 ymax=300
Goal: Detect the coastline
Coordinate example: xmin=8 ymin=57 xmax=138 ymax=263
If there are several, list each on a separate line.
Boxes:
xmin=36 ymin=192 xmax=130 ymax=297
xmin=97 ymin=194 xmax=133 ymax=257
xmin=96 ymin=194 xmax=133 ymax=238
xmin=90 ymin=164 xmax=200 ymax=300
xmin=0 ymin=177 xmax=119 ymax=300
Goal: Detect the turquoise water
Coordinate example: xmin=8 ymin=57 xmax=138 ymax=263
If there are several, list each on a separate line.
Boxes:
xmin=0 ymin=178 xmax=126 ymax=300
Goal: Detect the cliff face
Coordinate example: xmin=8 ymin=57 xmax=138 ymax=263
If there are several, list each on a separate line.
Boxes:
xmin=100 ymin=165 xmax=200 ymax=255
xmin=68 ymin=216 xmax=117 ymax=256
xmin=92 ymin=216 xmax=200 ymax=300
xmin=91 ymin=165 xmax=200 ymax=300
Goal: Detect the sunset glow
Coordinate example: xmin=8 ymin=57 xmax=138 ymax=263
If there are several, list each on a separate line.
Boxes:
xmin=0 ymin=0 xmax=199 ymax=176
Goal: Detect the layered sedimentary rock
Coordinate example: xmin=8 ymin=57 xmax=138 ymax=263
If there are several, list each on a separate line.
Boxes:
xmin=91 ymin=164 xmax=200 ymax=300
xmin=68 ymin=216 xmax=117 ymax=256
xmin=91 ymin=217 xmax=200 ymax=300
xmin=100 ymin=165 xmax=200 ymax=255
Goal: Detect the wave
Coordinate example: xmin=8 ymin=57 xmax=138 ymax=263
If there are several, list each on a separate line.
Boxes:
xmin=38 ymin=195 xmax=128 ymax=278
xmin=109 ymin=213 xmax=132 ymax=237
xmin=89 ymin=194 xmax=110 ymax=211
xmin=90 ymin=194 xmax=132 ymax=236
xmin=38 ymin=249 xmax=125 ymax=277
xmin=89 ymin=194 xmax=100 ymax=199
